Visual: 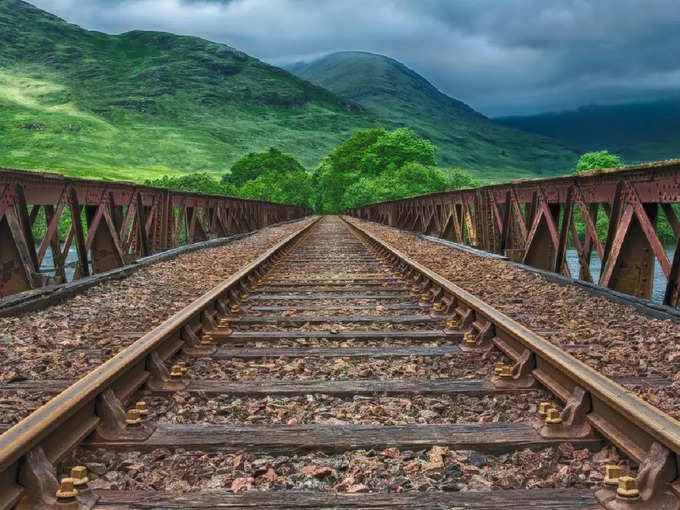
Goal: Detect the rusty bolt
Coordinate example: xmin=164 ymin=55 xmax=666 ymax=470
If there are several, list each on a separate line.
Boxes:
xmin=463 ymin=331 xmax=476 ymax=345
xmin=135 ymin=401 xmax=149 ymax=417
xmin=201 ymin=333 xmax=215 ymax=345
xmin=545 ymin=408 xmax=563 ymax=425
xmin=70 ymin=466 xmax=89 ymax=487
xmin=494 ymin=362 xmax=505 ymax=375
xmin=170 ymin=364 xmax=184 ymax=379
xmin=432 ymin=302 xmax=445 ymax=312
xmin=230 ymin=304 xmax=240 ymax=314
xmin=604 ymin=465 xmax=622 ymax=487
xmin=498 ymin=365 xmax=513 ymax=378
xmin=538 ymin=402 xmax=552 ymax=416
xmin=616 ymin=476 xmax=640 ymax=500
xmin=218 ymin=318 xmax=230 ymax=329
xmin=420 ymin=292 xmax=431 ymax=303
xmin=56 ymin=478 xmax=78 ymax=499
xmin=125 ymin=408 xmax=142 ymax=427
xmin=240 ymin=293 xmax=249 ymax=303
xmin=446 ymin=317 xmax=459 ymax=329
xmin=411 ymin=285 xmax=421 ymax=293
xmin=176 ymin=361 xmax=188 ymax=374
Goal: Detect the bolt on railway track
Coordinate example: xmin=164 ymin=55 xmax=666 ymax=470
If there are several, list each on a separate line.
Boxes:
xmin=2 ymin=216 xmax=680 ymax=509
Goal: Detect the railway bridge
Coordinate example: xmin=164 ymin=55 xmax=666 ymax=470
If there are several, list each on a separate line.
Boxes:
xmin=1 ymin=164 xmax=680 ymax=509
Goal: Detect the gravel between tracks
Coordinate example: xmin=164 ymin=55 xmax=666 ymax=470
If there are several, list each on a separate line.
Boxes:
xmin=0 ymin=219 xmax=315 ymax=417
xmin=69 ymin=443 xmax=631 ymax=493
xmin=181 ymin=353 xmax=492 ymax=381
xmin=346 ymin=217 xmax=680 ymax=419
xmin=134 ymin=390 xmax=556 ymax=426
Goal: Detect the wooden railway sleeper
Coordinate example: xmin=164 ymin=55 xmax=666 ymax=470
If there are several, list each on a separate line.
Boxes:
xmin=596 ymin=442 xmax=679 ymax=509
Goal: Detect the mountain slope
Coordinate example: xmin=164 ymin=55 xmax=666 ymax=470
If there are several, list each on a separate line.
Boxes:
xmin=0 ymin=0 xmax=375 ymax=180
xmin=496 ymin=98 xmax=680 ymax=164
xmin=287 ymin=51 xmax=579 ymax=181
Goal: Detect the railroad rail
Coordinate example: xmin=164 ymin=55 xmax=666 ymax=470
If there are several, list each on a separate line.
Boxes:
xmin=0 ymin=167 xmax=310 ymax=299
xmin=348 ymin=160 xmax=680 ymax=307
xmin=0 ymin=216 xmax=678 ymax=509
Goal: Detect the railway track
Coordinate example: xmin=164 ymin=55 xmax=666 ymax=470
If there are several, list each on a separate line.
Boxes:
xmin=1 ymin=216 xmax=679 ymax=509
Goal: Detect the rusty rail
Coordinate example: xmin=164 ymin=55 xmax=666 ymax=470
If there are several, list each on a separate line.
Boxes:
xmin=348 ymin=160 xmax=680 ymax=306
xmin=0 ymin=168 xmax=311 ymax=299
xmin=0 ymin=216 xmax=319 ymax=509
xmin=345 ymin=216 xmax=680 ymax=509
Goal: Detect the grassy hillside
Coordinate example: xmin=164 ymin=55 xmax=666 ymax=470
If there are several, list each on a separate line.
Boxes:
xmin=0 ymin=0 xmax=377 ymax=180
xmin=287 ymin=52 xmax=579 ymax=181
xmin=496 ymin=98 xmax=680 ymax=164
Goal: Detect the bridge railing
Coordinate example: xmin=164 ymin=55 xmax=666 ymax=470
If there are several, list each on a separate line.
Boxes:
xmin=348 ymin=160 xmax=680 ymax=307
xmin=0 ymin=168 xmax=311 ymax=299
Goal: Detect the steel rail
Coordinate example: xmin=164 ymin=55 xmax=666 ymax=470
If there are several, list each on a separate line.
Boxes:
xmin=0 ymin=216 xmax=320 ymax=509
xmin=343 ymin=216 xmax=680 ymax=505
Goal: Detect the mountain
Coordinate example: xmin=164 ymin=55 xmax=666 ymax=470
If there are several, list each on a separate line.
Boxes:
xmin=0 ymin=0 xmax=376 ymax=181
xmin=286 ymin=51 xmax=579 ymax=181
xmin=496 ymin=98 xmax=680 ymax=164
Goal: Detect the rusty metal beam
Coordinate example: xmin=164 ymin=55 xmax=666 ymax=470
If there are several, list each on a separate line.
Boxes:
xmin=0 ymin=168 xmax=310 ymax=299
xmin=348 ymin=160 xmax=680 ymax=306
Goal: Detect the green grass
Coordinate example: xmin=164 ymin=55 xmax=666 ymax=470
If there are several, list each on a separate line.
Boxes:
xmin=287 ymin=52 xmax=580 ymax=181
xmin=0 ymin=1 xmax=578 ymax=185
xmin=0 ymin=0 xmax=381 ymax=181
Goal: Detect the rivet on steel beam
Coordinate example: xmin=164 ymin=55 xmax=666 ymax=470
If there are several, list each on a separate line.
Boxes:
xmin=56 ymin=477 xmax=78 ymax=500
xmin=70 ymin=466 xmax=89 ymax=488
xmin=545 ymin=408 xmax=563 ymax=425
xmin=170 ymin=364 xmax=184 ymax=379
xmin=616 ymin=476 xmax=640 ymax=500
xmin=464 ymin=331 xmax=476 ymax=345
xmin=538 ymin=402 xmax=552 ymax=416
xmin=135 ymin=401 xmax=149 ymax=417
xmin=176 ymin=361 xmax=188 ymax=375
xmin=230 ymin=304 xmax=240 ymax=314
xmin=604 ymin=465 xmax=622 ymax=487
xmin=494 ymin=362 xmax=505 ymax=375
xmin=125 ymin=409 xmax=142 ymax=427
xmin=240 ymin=293 xmax=249 ymax=303
xmin=432 ymin=302 xmax=445 ymax=313
xmin=201 ymin=333 xmax=215 ymax=345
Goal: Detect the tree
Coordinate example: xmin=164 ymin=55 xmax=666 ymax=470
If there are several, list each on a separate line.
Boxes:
xmin=224 ymin=147 xmax=307 ymax=186
xmin=340 ymin=163 xmax=473 ymax=210
xmin=576 ymin=150 xmax=622 ymax=173
xmin=357 ymin=128 xmax=436 ymax=175
xmin=145 ymin=173 xmax=233 ymax=195
xmin=312 ymin=128 xmax=439 ymax=213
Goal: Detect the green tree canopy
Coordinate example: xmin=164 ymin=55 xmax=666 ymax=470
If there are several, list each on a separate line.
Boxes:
xmin=576 ymin=150 xmax=623 ymax=173
xmin=224 ymin=147 xmax=307 ymax=186
xmin=313 ymin=127 xmax=445 ymax=213
xmin=145 ymin=173 xmax=234 ymax=195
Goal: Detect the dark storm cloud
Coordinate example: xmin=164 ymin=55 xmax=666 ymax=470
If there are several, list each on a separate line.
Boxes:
xmin=27 ymin=0 xmax=680 ymax=115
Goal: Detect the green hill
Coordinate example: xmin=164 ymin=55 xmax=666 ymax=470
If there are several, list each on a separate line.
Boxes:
xmin=286 ymin=51 xmax=579 ymax=181
xmin=0 ymin=0 xmax=376 ymax=180
xmin=496 ymin=98 xmax=680 ymax=164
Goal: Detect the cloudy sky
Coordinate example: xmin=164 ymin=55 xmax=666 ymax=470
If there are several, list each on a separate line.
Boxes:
xmin=29 ymin=0 xmax=680 ymax=116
